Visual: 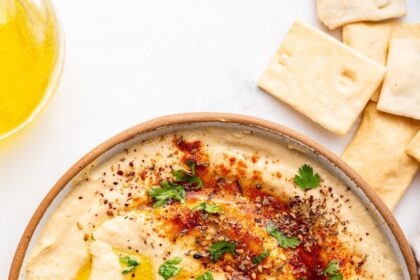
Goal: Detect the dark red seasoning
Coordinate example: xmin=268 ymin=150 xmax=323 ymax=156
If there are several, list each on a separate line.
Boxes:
xmin=251 ymin=154 xmax=259 ymax=163
xmin=155 ymin=135 xmax=357 ymax=278
xmin=174 ymin=137 xmax=201 ymax=154
xmin=224 ymin=221 xmax=263 ymax=255
xmin=245 ymin=185 xmax=288 ymax=215
xmin=251 ymin=170 xmax=262 ymax=181
xmin=168 ymin=210 xmax=202 ymax=240
xmin=219 ymin=180 xmax=243 ymax=196
xmin=167 ymin=206 xmax=265 ymax=275
xmin=288 ymin=244 xmax=326 ymax=280
xmin=235 ymin=160 xmax=247 ymax=176
xmin=174 ymin=137 xmax=210 ymax=167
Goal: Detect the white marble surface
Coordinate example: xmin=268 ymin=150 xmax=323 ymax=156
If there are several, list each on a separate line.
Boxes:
xmin=1 ymin=0 xmax=419 ymax=277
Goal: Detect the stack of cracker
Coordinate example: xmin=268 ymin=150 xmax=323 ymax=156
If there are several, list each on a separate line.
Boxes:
xmin=342 ymin=22 xmax=420 ymax=209
xmin=258 ymin=0 xmax=420 ymax=209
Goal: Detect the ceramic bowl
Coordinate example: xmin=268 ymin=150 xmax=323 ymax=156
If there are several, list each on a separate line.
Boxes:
xmin=9 ymin=113 xmax=418 ymax=279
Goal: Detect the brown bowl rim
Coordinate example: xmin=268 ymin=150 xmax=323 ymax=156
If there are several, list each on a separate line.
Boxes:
xmin=9 ymin=113 xmax=418 ymax=280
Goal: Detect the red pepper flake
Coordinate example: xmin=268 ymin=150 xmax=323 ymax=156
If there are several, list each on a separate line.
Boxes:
xmin=106 ymin=210 xmax=114 ymax=217
xmin=290 ymin=244 xmax=325 ymax=279
xmin=78 ymin=196 xmax=83 ymax=200
xmin=117 ymin=170 xmax=124 ymax=176
xmin=252 ymin=170 xmax=262 ymax=181
xmin=236 ymin=160 xmax=247 ymax=176
xmin=174 ymin=137 xmax=201 ymax=154
xmin=129 ymin=161 xmax=134 ymax=167
xmin=251 ymin=154 xmax=259 ymax=163
xmin=167 ymin=210 xmax=202 ymax=240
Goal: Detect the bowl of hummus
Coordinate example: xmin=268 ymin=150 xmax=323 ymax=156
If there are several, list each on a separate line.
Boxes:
xmin=10 ymin=113 xmax=418 ymax=280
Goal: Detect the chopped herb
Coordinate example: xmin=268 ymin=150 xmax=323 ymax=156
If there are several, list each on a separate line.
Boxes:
xmin=253 ymin=248 xmax=270 ymax=264
xmin=119 ymin=256 xmax=140 ymax=275
xmin=148 ymin=160 xmax=204 ymax=208
xmin=294 ymin=164 xmax=321 ymax=190
xmin=191 ymin=202 xmax=223 ymax=214
xmin=186 ymin=159 xmax=197 ymax=174
xmin=209 ymin=240 xmax=237 ymax=262
xmin=172 ymin=159 xmax=203 ymax=189
xmin=329 ymin=274 xmax=344 ymax=280
xmin=324 ymin=260 xmax=343 ymax=280
xmin=266 ymin=222 xmax=301 ymax=249
xmin=90 ymin=233 xmax=96 ymax=241
xmin=195 ymin=271 xmax=214 ymax=280
xmin=147 ymin=180 xmax=185 ymax=208
xmin=158 ymin=257 xmax=182 ymax=280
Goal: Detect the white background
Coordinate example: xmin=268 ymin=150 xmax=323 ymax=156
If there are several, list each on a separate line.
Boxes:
xmin=1 ymin=0 xmax=420 ymax=277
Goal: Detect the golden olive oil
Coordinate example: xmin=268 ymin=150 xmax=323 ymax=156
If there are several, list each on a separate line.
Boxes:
xmin=116 ymin=249 xmax=155 ymax=280
xmin=76 ymin=249 xmax=155 ymax=280
xmin=75 ymin=256 xmax=92 ymax=280
xmin=0 ymin=0 xmax=59 ymax=138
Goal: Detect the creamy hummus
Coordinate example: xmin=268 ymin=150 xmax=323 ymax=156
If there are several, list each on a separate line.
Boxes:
xmin=25 ymin=127 xmax=403 ymax=280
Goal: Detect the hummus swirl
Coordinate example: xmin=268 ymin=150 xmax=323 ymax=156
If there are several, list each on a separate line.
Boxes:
xmin=25 ymin=128 xmax=402 ymax=280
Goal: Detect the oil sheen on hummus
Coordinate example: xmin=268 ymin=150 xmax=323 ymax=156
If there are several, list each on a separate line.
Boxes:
xmin=25 ymin=128 xmax=402 ymax=280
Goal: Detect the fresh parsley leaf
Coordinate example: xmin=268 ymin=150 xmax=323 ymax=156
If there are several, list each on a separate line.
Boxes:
xmin=195 ymin=271 xmax=214 ymax=280
xmin=158 ymin=257 xmax=182 ymax=280
xmin=191 ymin=202 xmax=223 ymax=214
xmin=119 ymin=256 xmax=140 ymax=275
xmin=172 ymin=169 xmax=190 ymax=181
xmin=209 ymin=240 xmax=237 ymax=262
xmin=294 ymin=164 xmax=321 ymax=190
xmin=253 ymin=248 xmax=270 ymax=264
xmin=147 ymin=180 xmax=185 ymax=208
xmin=172 ymin=160 xmax=203 ymax=189
xmin=324 ymin=260 xmax=339 ymax=275
xmin=324 ymin=260 xmax=343 ymax=280
xmin=186 ymin=159 xmax=197 ymax=175
xmin=266 ymin=222 xmax=301 ymax=249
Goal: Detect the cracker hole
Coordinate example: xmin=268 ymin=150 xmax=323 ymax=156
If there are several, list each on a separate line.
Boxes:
xmin=376 ymin=0 xmax=390 ymax=9
xmin=337 ymin=69 xmax=357 ymax=97
xmin=340 ymin=69 xmax=357 ymax=82
xmin=277 ymin=52 xmax=290 ymax=66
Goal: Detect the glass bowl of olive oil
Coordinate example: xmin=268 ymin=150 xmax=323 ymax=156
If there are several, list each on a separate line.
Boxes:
xmin=0 ymin=0 xmax=64 ymax=141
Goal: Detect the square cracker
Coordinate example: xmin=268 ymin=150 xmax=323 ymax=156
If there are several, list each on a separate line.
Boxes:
xmin=377 ymin=36 xmax=420 ymax=120
xmin=406 ymin=131 xmax=420 ymax=163
xmin=342 ymin=102 xmax=419 ymax=209
xmin=258 ymin=20 xmax=386 ymax=135
xmin=392 ymin=23 xmax=420 ymax=39
xmin=316 ymin=0 xmax=406 ymax=29
xmin=342 ymin=22 xmax=394 ymax=101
